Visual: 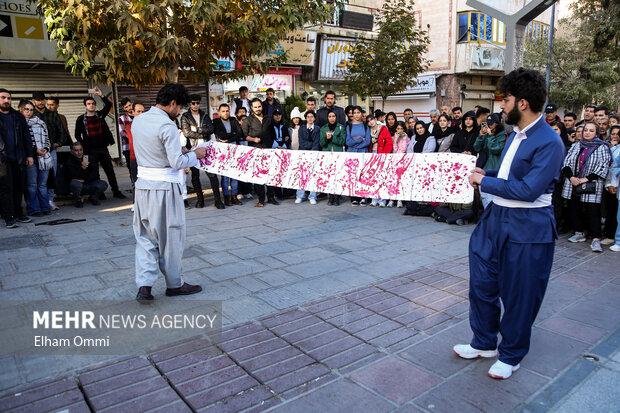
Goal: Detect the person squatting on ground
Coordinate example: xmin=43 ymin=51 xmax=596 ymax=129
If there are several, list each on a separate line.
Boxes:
xmin=454 ymin=68 xmax=565 ymax=380
xmin=131 ymin=83 xmax=207 ymax=302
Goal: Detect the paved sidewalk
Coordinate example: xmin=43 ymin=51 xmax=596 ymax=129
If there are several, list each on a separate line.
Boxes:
xmin=0 ymin=166 xmax=618 ymax=411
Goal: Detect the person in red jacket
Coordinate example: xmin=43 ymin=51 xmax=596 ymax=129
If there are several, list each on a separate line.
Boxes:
xmin=368 ymin=115 xmax=393 ymax=207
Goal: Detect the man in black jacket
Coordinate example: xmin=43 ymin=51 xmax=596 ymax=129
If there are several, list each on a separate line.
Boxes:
xmin=0 ymin=88 xmax=35 ymax=228
xmin=180 ymin=94 xmax=224 ymax=209
xmin=64 ymin=142 xmax=108 ymax=208
xmin=213 ymin=103 xmax=245 ymax=206
xmin=242 ymin=98 xmax=278 ymax=207
xmin=261 ymin=88 xmax=284 ymax=118
xmin=316 ymin=90 xmax=346 ymax=128
xmin=74 ymin=87 xmax=125 ymax=199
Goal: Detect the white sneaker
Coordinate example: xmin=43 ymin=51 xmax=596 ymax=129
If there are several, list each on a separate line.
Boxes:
xmin=610 ymin=244 xmax=620 ymax=252
xmin=600 ymin=238 xmax=615 ymax=245
xmin=245 ymin=194 xmax=253 ymax=199
xmin=397 ymin=201 xmax=403 ymax=208
xmin=453 ymin=344 xmax=498 ymax=359
xmin=49 ymin=201 xmax=59 ymax=211
xmin=591 ymin=238 xmax=603 ymax=253
xmin=295 ymin=198 xmax=303 ymax=204
xmin=387 ymin=201 xmax=394 ymax=208
xmin=130 ymin=206 xmax=134 ymax=212
xmin=309 ymin=199 xmax=317 ymax=205
xmin=568 ymin=232 xmax=586 ymax=243
xmin=488 ymin=360 xmax=520 ymax=379
xmin=379 ymin=202 xmax=386 ymax=208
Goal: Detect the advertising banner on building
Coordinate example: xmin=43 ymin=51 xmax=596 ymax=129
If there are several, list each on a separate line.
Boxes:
xmin=318 ymin=37 xmax=357 ymax=81
xmin=259 ymin=30 xmax=317 ymax=66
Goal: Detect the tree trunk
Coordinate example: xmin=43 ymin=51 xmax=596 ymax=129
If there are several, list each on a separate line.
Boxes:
xmin=382 ymin=96 xmax=386 ymax=111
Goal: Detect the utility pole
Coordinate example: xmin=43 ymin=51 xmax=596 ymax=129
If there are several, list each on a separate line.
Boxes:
xmin=466 ymin=0 xmax=558 ymax=74
xmin=545 ymin=3 xmax=556 ymax=98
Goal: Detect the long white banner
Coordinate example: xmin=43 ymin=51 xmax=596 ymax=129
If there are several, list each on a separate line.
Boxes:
xmin=196 ymin=142 xmax=475 ymax=203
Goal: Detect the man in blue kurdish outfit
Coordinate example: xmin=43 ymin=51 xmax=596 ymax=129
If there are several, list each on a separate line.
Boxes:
xmin=453 ymin=68 xmax=565 ymax=379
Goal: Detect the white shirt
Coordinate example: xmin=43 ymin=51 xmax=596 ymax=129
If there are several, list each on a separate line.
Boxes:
xmin=492 ymin=114 xmax=552 ymax=208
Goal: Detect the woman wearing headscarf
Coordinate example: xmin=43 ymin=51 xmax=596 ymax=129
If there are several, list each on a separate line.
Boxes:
xmin=562 ymin=121 xmax=612 ymax=252
xmin=434 ymin=113 xmax=455 ymax=152
xmin=450 ymin=111 xmax=478 ymax=154
xmin=320 ymin=110 xmax=346 ymax=206
xmin=406 ymin=120 xmax=436 ymax=153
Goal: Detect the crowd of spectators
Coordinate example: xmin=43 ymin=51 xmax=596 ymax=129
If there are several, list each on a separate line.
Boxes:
xmin=1 ymin=85 xmax=619 ymax=253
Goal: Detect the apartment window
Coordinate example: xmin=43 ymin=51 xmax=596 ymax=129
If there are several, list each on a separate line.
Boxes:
xmin=458 ymin=11 xmax=506 ymax=46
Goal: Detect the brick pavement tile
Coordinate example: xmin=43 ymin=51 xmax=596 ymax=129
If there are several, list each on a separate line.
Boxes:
xmin=280 ymin=320 xmax=334 ymax=343
xmin=149 ymin=337 xmax=217 ymax=364
xmin=442 ymin=301 xmax=470 ymax=318
xmin=409 ymin=312 xmax=453 ymax=332
xmin=255 ymin=269 xmax=302 ymax=287
xmin=87 ymin=376 xmax=173 ymax=411
xmin=363 ymin=295 xmax=411 ymax=313
xmin=555 ymin=272 xmax=608 ymax=291
xmin=252 ymin=354 xmax=316 ymax=382
xmin=175 ymin=364 xmax=248 ymax=394
xmin=520 ymin=328 xmax=590 ymax=377
xmin=308 ymin=335 xmax=364 ymax=360
xmin=326 ymin=307 xmax=376 ymax=328
xmin=410 ymin=289 xmax=453 ymax=307
xmin=351 ymin=356 xmax=442 ymax=405
xmin=81 ymin=364 xmax=159 ymax=395
xmin=219 ymin=330 xmax=278 ymax=353
xmin=270 ymin=379 xmax=394 ymax=413
xmin=162 ymin=355 xmax=236 ymax=383
xmin=148 ymin=400 xmax=193 ymax=413
xmin=287 ymin=257 xmax=355 ymax=278
xmin=538 ymin=316 xmax=606 ymax=344
xmin=320 ymin=342 xmax=378 ymax=369
xmin=342 ymin=286 xmax=385 ymax=301
xmin=535 ymin=281 xmax=589 ymax=322
xmin=374 ymin=276 xmax=412 ymax=290
xmin=205 ymin=261 xmax=269 ymax=282
xmin=584 ymin=283 xmax=620 ymax=310
xmin=427 ymin=295 xmax=466 ymax=312
xmin=266 ymin=363 xmax=332 ymax=394
xmin=397 ymin=285 xmax=439 ymax=301
xmin=228 ymin=337 xmax=289 ymax=362
xmin=232 ymin=276 xmax=270 ymax=292
xmin=295 ymin=328 xmax=350 ymax=351
xmin=355 ymin=320 xmax=403 ymax=341
xmin=222 ymin=295 xmax=276 ymax=323
xmin=367 ymin=327 xmax=420 ymax=349
xmin=46 ymin=275 xmax=105 ymax=297
xmin=2 ymin=260 xmax=115 ymax=289
xmin=413 ymin=361 xmax=548 ymax=413
xmin=303 ymin=296 xmax=348 ymax=313
xmin=442 ymin=279 xmax=469 ymax=295
xmin=340 ymin=313 xmax=391 ymax=334
xmin=185 ymin=376 xmax=260 ymax=410
xmin=399 ymin=320 xmax=474 ymax=378
xmin=394 ymin=306 xmax=436 ymax=326
xmin=424 ymin=317 xmax=463 ymax=336
xmin=311 ymin=301 xmax=364 ymax=320
xmin=355 ymin=291 xmax=400 ymax=308
xmin=260 ymin=308 xmax=311 ymax=329
xmin=267 ymin=314 xmax=323 ymax=336
xmin=558 ymin=300 xmax=619 ymax=329
xmin=220 ymin=322 xmax=263 ymax=342
xmin=0 ymin=376 xmax=81 ymax=411
xmin=394 ymin=404 xmax=426 ymax=412
xmin=201 ymin=386 xmax=279 ymax=413
xmin=379 ymin=301 xmax=426 ymax=319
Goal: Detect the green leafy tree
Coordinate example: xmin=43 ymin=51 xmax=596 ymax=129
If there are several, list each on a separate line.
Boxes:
xmin=524 ymin=0 xmax=620 ymax=111
xmin=342 ymin=0 xmax=430 ymax=110
xmin=37 ymin=0 xmax=339 ymax=86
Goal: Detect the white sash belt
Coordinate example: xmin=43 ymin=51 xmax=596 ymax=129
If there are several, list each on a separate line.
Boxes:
xmin=138 ymin=166 xmax=181 ymax=183
xmin=493 ymin=193 xmax=552 ymax=208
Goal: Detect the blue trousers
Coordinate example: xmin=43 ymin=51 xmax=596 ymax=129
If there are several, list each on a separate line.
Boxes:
xmin=25 ymin=164 xmax=49 ymax=214
xmin=468 ymin=203 xmax=554 ymax=366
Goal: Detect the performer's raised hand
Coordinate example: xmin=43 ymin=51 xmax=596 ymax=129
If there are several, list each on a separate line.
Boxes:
xmin=469 ymin=167 xmax=485 ymax=189
xmin=194 ymin=147 xmax=207 ymax=159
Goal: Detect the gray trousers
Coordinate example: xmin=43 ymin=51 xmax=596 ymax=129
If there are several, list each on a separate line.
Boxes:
xmin=133 ymin=184 xmax=185 ymax=289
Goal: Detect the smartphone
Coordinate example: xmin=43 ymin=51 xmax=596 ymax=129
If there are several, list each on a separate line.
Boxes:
xmin=83 ymin=155 xmax=89 ymax=164
xmin=88 ymin=88 xmax=96 ymax=94
xmin=481 ymin=122 xmax=487 ymax=128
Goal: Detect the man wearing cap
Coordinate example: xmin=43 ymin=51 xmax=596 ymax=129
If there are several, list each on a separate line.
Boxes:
xmin=544 ymin=103 xmax=561 ymax=124
xmin=32 ymin=92 xmax=69 ymax=209
xmin=455 ymin=68 xmax=565 ymax=379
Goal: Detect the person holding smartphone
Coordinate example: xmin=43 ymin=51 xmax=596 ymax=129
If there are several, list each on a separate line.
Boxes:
xmin=474 ymin=114 xmax=507 ymax=208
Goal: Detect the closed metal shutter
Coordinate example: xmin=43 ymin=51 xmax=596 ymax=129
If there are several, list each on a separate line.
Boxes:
xmin=0 ymin=66 xmax=89 ymax=140
xmin=117 ymin=80 xmax=209 ymax=112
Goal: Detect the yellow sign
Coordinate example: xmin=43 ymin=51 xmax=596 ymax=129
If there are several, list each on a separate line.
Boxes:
xmin=261 ymin=30 xmax=317 ymax=66
xmin=14 ymin=16 xmax=43 ymax=39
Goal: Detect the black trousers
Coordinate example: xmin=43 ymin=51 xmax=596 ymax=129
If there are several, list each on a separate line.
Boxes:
xmin=190 ymin=167 xmax=221 ymax=201
xmin=238 ymin=180 xmax=252 ymax=195
xmin=123 ymin=150 xmax=132 ymax=177
xmin=70 ymin=180 xmax=108 ymax=201
xmin=0 ymin=160 xmax=26 ymax=220
xmin=90 ymin=147 xmax=119 ymax=192
xmin=255 ymin=185 xmax=275 ymax=203
xmin=569 ymin=198 xmax=602 ymax=238
xmin=603 ymin=191 xmax=618 ymax=239
xmin=435 ymin=206 xmax=475 ymax=224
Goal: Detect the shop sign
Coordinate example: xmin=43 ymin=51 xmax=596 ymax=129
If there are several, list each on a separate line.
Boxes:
xmin=471 ymin=46 xmax=504 ymax=71
xmin=318 ymin=37 xmax=357 ymax=81
xmin=250 ymin=74 xmax=292 ymax=92
xmin=260 ymin=30 xmax=317 ymax=66
xmin=398 ymin=75 xmax=436 ymax=94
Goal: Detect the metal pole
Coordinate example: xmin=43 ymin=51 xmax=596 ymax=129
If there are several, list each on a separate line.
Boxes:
xmin=545 ymin=4 xmax=556 ymax=99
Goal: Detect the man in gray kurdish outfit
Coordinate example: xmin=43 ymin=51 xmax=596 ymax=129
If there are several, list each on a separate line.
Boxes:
xmin=131 ymin=84 xmax=207 ymax=302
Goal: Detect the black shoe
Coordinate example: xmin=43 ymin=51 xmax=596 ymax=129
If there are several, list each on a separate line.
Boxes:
xmin=334 ymin=197 xmax=340 ymax=206
xmin=267 ymin=197 xmax=280 ymax=205
xmin=434 ymin=215 xmax=447 ymax=223
xmin=75 ymin=200 xmax=84 ymax=208
xmin=214 ymin=200 xmax=225 ymax=209
xmin=6 ymin=219 xmax=18 ymax=229
xmin=42 ymin=210 xmax=51 ymax=216
xmin=184 ymin=199 xmax=191 ymax=209
xmin=194 ymin=199 xmax=204 ymax=208
xmin=31 ymin=211 xmax=43 ymax=217
xmin=351 ymin=200 xmax=359 ymax=206
xmin=113 ymin=191 xmax=127 ymax=199
xmin=99 ymin=193 xmax=107 ymax=200
xmin=165 ymin=282 xmax=202 ymax=296
xmin=16 ymin=215 xmax=32 ymax=223
xmin=360 ymin=199 xmax=367 ymax=206
xmin=136 ymin=286 xmax=154 ymax=303
xmin=89 ymin=196 xmax=101 ymax=206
